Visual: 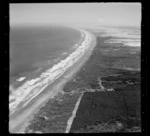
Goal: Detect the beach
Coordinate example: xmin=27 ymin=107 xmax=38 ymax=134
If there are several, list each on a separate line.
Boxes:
xmin=9 ymin=29 xmax=96 ymax=133
xmin=9 ymin=26 xmax=141 ymax=133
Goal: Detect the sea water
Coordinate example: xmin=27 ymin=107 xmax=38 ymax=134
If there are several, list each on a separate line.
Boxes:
xmin=10 ymin=26 xmax=82 ymax=84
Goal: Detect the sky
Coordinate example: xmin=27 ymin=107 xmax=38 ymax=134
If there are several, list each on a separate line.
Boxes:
xmin=10 ymin=3 xmax=141 ymax=28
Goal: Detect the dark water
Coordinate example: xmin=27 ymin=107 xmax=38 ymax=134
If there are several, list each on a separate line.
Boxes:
xmin=10 ymin=26 xmax=81 ymax=78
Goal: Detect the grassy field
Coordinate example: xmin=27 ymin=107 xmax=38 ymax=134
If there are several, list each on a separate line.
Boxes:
xmin=70 ymin=71 xmax=141 ymax=133
xmin=66 ymin=35 xmax=141 ymax=133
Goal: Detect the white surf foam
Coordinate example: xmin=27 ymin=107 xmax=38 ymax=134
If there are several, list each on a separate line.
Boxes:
xmin=16 ymin=77 xmax=26 ymax=82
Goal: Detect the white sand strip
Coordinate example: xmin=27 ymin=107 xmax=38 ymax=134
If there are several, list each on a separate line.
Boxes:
xmin=96 ymin=27 xmax=141 ymax=47
xmin=65 ymin=92 xmax=84 ymax=133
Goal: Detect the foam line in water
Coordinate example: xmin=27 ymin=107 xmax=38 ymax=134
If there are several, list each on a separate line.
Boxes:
xmin=16 ymin=77 xmax=26 ymax=82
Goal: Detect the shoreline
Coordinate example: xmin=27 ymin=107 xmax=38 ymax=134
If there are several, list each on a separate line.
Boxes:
xmin=9 ymin=28 xmax=90 ymax=114
xmin=9 ymin=29 xmax=96 ymax=133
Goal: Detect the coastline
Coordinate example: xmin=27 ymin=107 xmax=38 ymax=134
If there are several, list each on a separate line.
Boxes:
xmin=9 ymin=29 xmax=96 ymax=133
xmin=9 ymin=28 xmax=90 ymax=114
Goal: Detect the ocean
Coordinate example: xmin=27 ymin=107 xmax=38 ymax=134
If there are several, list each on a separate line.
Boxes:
xmin=10 ymin=26 xmax=82 ymax=83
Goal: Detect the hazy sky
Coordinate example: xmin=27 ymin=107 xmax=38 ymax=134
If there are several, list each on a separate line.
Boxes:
xmin=10 ymin=3 xmax=141 ymax=28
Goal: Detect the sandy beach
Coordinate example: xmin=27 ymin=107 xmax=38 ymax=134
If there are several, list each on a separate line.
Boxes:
xmin=9 ymin=29 xmax=96 ymax=133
